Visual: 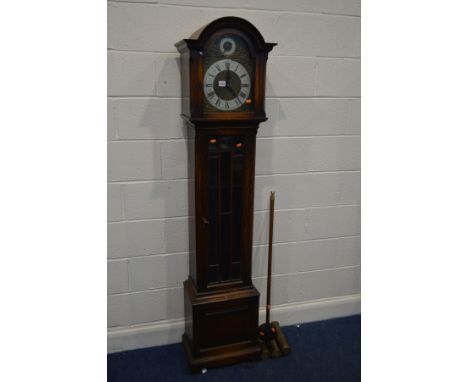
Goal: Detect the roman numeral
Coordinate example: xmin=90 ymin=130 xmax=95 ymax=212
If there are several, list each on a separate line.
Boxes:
xmin=215 ymin=64 xmax=222 ymax=72
xmin=241 ymin=84 xmax=248 ymax=88
xmin=234 ymin=64 xmax=239 ymax=72
xmin=239 ymin=91 xmax=246 ymax=98
xmin=205 ymin=83 xmax=213 ymax=88
xmin=207 ymin=92 xmax=215 ymax=98
xmin=225 ymin=62 xmax=230 ymax=70
xmin=208 ymin=74 xmax=215 ymax=78
xmin=235 ymin=98 xmax=241 ymax=105
xmin=215 ymin=98 xmax=221 ymax=106
xmin=225 ymin=101 xmax=229 ymax=109
xmin=239 ymin=74 xmax=246 ymax=79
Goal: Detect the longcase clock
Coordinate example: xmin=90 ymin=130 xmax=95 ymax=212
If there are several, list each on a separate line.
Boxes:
xmin=175 ymin=17 xmax=276 ymax=372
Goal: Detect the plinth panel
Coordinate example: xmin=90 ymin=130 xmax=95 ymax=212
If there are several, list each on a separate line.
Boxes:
xmin=182 ymin=279 xmax=261 ymax=372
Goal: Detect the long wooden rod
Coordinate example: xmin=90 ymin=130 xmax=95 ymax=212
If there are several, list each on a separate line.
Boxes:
xmin=266 ymin=191 xmax=275 ymax=324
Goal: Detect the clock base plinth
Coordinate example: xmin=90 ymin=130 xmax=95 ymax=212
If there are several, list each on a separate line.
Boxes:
xmin=182 ymin=279 xmax=261 ymax=372
xmin=182 ymin=334 xmax=260 ymax=373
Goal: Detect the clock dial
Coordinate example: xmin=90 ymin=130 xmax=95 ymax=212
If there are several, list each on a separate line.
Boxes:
xmin=203 ymin=33 xmax=254 ymax=113
xmin=203 ymin=59 xmax=251 ymax=111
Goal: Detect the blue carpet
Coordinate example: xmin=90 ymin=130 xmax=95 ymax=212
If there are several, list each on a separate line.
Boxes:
xmin=108 ymin=315 xmax=360 ymax=382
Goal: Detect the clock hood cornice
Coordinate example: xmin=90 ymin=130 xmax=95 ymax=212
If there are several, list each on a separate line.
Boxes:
xmin=175 ymin=17 xmax=276 ymax=54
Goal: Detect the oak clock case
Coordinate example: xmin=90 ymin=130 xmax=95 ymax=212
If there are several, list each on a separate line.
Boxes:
xmin=175 ymin=17 xmax=276 ymax=372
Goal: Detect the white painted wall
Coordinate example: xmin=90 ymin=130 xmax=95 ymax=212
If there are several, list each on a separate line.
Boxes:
xmin=108 ymin=0 xmax=361 ymax=353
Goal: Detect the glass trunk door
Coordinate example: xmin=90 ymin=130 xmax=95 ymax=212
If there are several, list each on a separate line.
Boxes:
xmin=206 ymin=136 xmax=244 ymax=284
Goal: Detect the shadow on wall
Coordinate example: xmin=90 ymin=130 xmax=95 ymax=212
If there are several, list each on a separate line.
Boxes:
xmin=122 ymin=54 xmax=192 ymax=337
xmin=155 ymin=54 xmax=192 ymax=338
xmin=251 ymin=76 xmax=297 ymax=309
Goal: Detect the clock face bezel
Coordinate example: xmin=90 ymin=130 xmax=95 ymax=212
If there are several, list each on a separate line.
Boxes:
xmin=203 ymin=59 xmax=252 ymax=111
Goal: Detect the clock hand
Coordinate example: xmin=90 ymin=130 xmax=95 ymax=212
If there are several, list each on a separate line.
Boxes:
xmin=226 ymin=84 xmax=237 ymax=98
xmin=224 ymin=66 xmax=238 ymax=98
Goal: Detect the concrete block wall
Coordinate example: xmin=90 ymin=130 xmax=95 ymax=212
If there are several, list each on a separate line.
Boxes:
xmin=108 ymin=0 xmax=360 ymax=352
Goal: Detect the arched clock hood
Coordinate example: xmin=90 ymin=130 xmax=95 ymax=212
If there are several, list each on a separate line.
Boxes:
xmin=175 ymin=17 xmax=276 ymax=125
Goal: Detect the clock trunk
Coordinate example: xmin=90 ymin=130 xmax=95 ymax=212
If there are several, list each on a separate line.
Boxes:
xmin=195 ymin=128 xmax=256 ymax=290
